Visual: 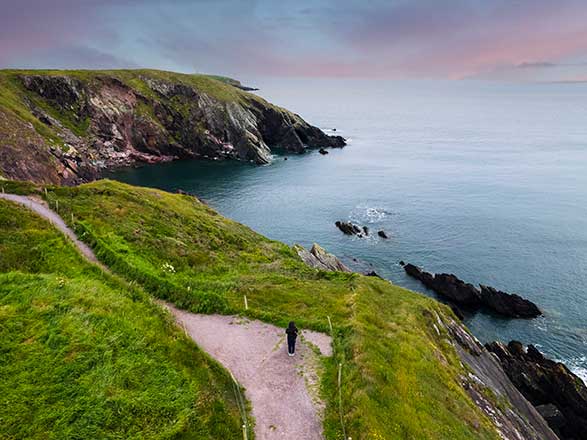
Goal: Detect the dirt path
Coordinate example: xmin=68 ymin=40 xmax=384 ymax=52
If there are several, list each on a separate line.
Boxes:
xmin=1 ymin=192 xmax=334 ymax=439
xmin=0 ymin=193 xmax=105 ymax=268
xmin=166 ymin=304 xmax=333 ymax=440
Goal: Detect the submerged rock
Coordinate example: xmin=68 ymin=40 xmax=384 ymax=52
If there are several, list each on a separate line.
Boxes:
xmin=403 ymin=263 xmax=541 ymax=318
xmin=486 ymin=340 xmax=587 ymax=440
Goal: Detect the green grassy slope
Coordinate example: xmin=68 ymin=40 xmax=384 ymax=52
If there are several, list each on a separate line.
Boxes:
xmin=1 ymin=179 xmax=505 ymax=440
xmin=0 ymin=199 xmax=244 ymax=439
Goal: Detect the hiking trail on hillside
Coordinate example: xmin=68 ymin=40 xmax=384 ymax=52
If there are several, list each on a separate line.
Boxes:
xmin=0 ymin=192 xmax=333 ymax=440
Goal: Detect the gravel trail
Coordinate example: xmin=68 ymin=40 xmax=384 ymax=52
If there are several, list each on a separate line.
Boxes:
xmin=166 ymin=304 xmax=333 ymax=440
xmin=0 ymin=193 xmax=105 ymax=268
xmin=1 ymin=192 xmax=333 ymax=439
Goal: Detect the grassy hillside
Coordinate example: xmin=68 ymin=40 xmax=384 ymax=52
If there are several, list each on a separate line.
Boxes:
xmin=0 ymin=199 xmax=244 ymax=439
xmin=0 ymin=179 xmax=506 ymax=439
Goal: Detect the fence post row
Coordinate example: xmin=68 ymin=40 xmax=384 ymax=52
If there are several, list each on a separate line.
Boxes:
xmin=229 ymin=371 xmax=249 ymax=440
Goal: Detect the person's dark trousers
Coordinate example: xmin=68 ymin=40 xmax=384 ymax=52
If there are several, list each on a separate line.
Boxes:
xmin=287 ymin=338 xmax=296 ymax=355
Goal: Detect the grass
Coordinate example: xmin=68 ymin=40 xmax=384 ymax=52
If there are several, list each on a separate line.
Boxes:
xmin=0 ymin=199 xmax=244 ymax=439
xmin=9 ymin=178 xmax=504 ymax=440
xmin=0 ymin=68 xmax=261 ymax=106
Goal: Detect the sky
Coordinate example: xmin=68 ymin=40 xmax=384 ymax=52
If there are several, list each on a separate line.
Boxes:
xmin=1 ymin=0 xmax=587 ymax=82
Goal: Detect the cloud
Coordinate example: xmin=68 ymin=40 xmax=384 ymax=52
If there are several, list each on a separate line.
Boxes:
xmin=7 ymin=45 xmax=139 ymax=70
xmin=517 ymin=62 xmax=557 ymax=69
xmin=1 ymin=0 xmax=587 ymax=80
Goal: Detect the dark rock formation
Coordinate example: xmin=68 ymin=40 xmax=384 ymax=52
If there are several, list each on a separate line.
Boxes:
xmin=449 ymin=304 xmax=465 ymax=320
xmin=425 ymin=310 xmax=558 ymax=439
xmin=294 ymin=243 xmax=351 ymax=273
xmin=334 ymin=221 xmax=390 ymax=240
xmin=480 ymin=285 xmax=542 ymax=318
xmin=364 ymin=270 xmax=383 ymax=278
xmin=536 ymin=404 xmax=567 ymax=431
xmin=318 ymin=148 xmax=329 ymax=155
xmin=335 ymin=221 xmax=362 ymax=236
xmin=0 ymin=70 xmax=346 ymax=185
xmin=403 ymin=263 xmax=542 ymax=318
xmin=430 ymin=273 xmax=482 ymax=307
xmin=486 ymin=340 xmax=587 ymax=439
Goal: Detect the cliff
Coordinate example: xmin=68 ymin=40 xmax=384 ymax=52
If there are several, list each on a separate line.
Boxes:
xmin=0 ymin=69 xmax=345 ymax=184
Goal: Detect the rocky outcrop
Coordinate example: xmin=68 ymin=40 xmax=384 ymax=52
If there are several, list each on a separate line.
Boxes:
xmin=294 ymin=243 xmax=351 ymax=273
xmin=426 ymin=310 xmax=558 ymax=440
xmin=0 ymin=70 xmax=345 ymax=185
xmin=486 ymin=341 xmax=587 ymax=440
xmin=335 ymin=221 xmax=389 ymax=240
xmin=335 ymin=221 xmax=363 ymax=236
xmin=403 ymin=263 xmax=542 ymax=318
xmin=479 ymin=284 xmax=542 ymax=319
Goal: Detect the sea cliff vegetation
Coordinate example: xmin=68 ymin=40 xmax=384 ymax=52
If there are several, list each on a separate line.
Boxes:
xmin=0 ymin=196 xmax=243 ymax=439
xmin=1 ymin=179 xmax=516 ymax=439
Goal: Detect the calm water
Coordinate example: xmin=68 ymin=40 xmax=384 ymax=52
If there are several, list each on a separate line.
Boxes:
xmin=109 ymin=79 xmax=587 ymax=380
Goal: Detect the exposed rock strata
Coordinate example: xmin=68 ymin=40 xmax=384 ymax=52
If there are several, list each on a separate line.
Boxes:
xmin=0 ymin=71 xmax=345 ymax=185
xmin=403 ymin=263 xmax=541 ymax=318
xmin=427 ymin=311 xmax=559 ymax=440
xmin=294 ymin=243 xmax=351 ymax=273
xmin=486 ymin=340 xmax=587 ymax=440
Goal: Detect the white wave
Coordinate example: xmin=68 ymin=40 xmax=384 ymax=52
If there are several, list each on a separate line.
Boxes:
xmin=559 ymin=356 xmax=587 ymax=384
xmin=350 ymin=205 xmax=394 ymax=224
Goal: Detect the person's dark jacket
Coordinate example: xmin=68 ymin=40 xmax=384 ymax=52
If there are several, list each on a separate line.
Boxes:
xmin=286 ymin=323 xmax=298 ymax=342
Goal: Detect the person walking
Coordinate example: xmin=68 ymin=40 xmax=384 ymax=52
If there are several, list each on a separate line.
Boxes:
xmin=286 ymin=321 xmax=298 ymax=356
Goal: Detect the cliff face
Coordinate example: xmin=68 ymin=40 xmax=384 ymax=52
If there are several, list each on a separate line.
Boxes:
xmin=0 ymin=69 xmax=345 ymax=184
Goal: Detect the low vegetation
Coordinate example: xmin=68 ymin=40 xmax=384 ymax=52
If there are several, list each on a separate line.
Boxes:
xmin=0 ymin=198 xmax=243 ymax=439
xmin=0 ymin=179 xmax=505 ymax=439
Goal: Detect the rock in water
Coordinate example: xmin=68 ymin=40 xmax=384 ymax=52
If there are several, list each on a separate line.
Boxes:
xmin=318 ymin=148 xmax=329 ymax=155
xmin=429 ymin=273 xmax=483 ymax=307
xmin=377 ymin=230 xmax=389 ymax=239
xmin=402 ymin=263 xmax=541 ymax=318
xmin=480 ymin=285 xmax=542 ymax=318
xmin=335 ymin=221 xmax=362 ymax=236
xmin=293 ymin=243 xmax=351 ymax=273
xmin=486 ymin=340 xmax=587 ymax=440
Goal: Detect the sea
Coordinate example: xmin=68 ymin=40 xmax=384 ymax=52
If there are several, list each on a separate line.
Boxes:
xmin=109 ymin=78 xmax=587 ymax=381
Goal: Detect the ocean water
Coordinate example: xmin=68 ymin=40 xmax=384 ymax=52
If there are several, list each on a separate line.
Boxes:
xmin=109 ymin=79 xmax=587 ymax=380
